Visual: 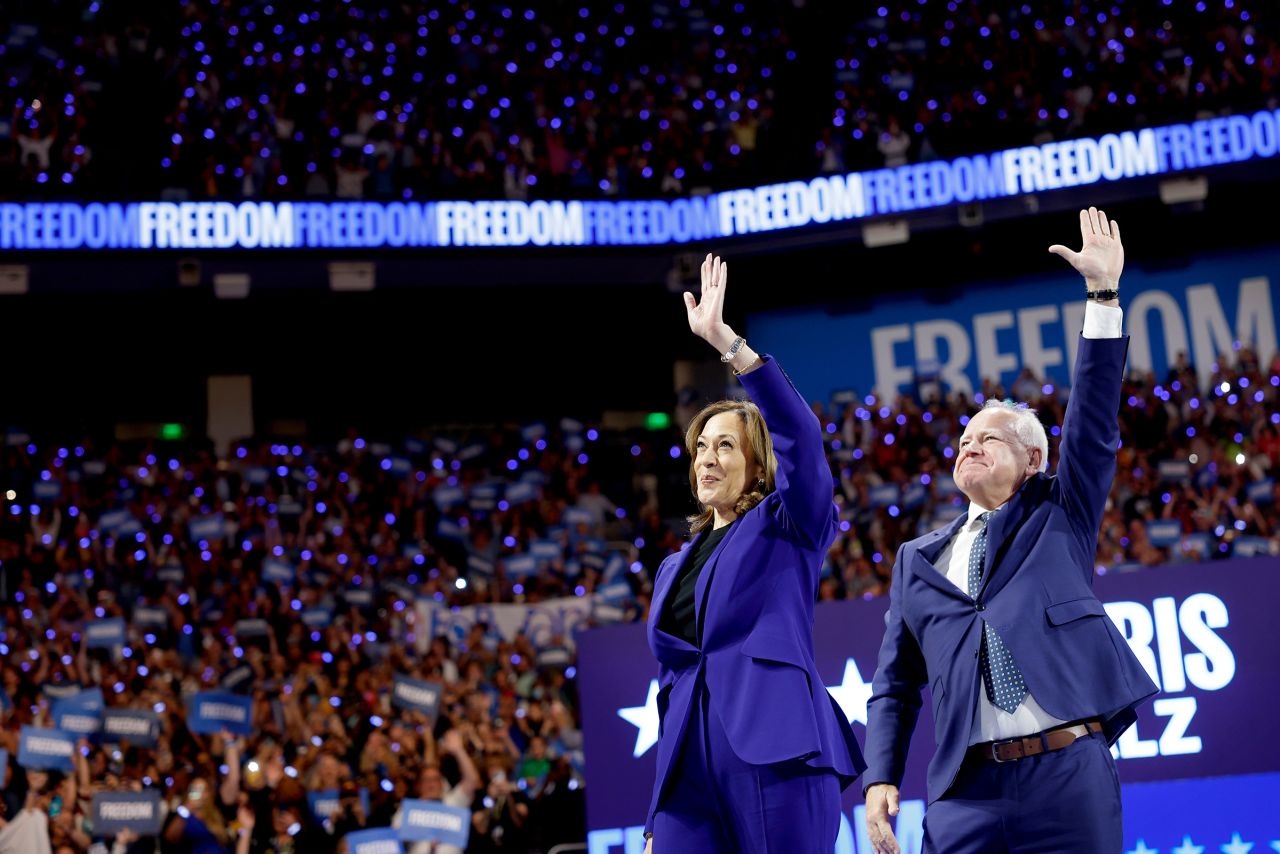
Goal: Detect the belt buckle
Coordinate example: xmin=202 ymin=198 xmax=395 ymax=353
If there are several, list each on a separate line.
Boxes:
xmin=989 ymin=737 xmax=1020 ymax=763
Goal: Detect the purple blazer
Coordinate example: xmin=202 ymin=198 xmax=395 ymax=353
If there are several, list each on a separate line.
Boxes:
xmin=864 ymin=335 xmax=1159 ymax=804
xmin=644 ymin=355 xmax=866 ymax=833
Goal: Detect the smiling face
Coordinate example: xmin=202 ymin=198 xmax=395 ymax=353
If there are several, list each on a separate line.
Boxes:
xmin=694 ymin=412 xmax=762 ymax=522
xmin=954 ymin=408 xmax=1041 ymax=510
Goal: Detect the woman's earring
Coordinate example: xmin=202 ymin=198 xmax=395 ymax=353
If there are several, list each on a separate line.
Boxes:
xmin=757 ymin=478 xmax=766 ymax=491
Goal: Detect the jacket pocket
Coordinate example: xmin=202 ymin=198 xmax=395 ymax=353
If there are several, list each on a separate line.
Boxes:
xmin=1045 ymin=596 xmax=1107 ymax=626
xmin=740 ymin=628 xmax=809 ymax=670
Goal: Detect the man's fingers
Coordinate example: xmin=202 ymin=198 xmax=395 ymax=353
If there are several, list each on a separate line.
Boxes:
xmin=683 ymin=291 xmax=697 ymax=314
xmin=719 ymin=260 xmax=728 ymax=289
xmin=870 ymin=820 xmax=901 ymax=854
xmin=1079 ymin=207 xmax=1091 ymax=238
xmin=1097 ymin=208 xmax=1110 ymax=235
xmin=1110 ymin=218 xmax=1121 ymax=243
xmin=887 ymin=787 xmax=900 ymax=816
xmin=1047 ymin=244 xmax=1077 ymax=263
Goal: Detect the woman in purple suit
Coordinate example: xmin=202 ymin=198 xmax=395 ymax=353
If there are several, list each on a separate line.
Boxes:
xmin=643 ymin=254 xmax=866 ymax=853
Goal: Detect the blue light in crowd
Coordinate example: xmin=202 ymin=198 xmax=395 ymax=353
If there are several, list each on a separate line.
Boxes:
xmin=577 ymin=453 xmax=589 ymax=464
xmin=631 ymin=445 xmax=641 ymax=456
xmin=587 ymin=429 xmax=599 ymax=440
xmin=380 ymin=459 xmax=392 ymax=470
xmin=575 ymin=585 xmax=586 ymax=596
xmin=669 ymin=445 xmax=682 ymax=458
xmin=536 ymin=439 xmax=547 ymax=451
xmin=513 ymin=584 xmax=525 ymax=594
xmin=507 ymin=459 xmax=519 ymax=470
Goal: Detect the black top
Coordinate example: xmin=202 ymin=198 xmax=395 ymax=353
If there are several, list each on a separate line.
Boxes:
xmin=656 ymin=523 xmax=731 ymax=647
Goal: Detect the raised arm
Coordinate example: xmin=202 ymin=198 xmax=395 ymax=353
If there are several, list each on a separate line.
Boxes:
xmin=684 ymin=254 xmax=835 ymax=545
xmin=1048 ymin=208 xmax=1128 ymax=564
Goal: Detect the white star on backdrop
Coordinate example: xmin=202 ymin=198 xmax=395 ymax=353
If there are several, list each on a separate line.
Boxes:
xmin=1268 ymin=841 xmax=1280 ymax=853
xmin=617 ymin=679 xmax=661 ymax=758
xmin=1221 ymin=833 xmax=1254 ymax=854
xmin=1172 ymin=836 xmax=1205 ymax=854
xmin=1127 ymin=839 xmax=1159 ymax=854
xmin=826 ymin=658 xmax=875 ymax=726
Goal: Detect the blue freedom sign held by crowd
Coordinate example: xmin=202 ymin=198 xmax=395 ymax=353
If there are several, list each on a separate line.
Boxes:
xmin=187 ymin=691 xmax=254 ymax=735
xmin=390 ymin=675 xmax=441 ymax=721
xmin=308 ymin=788 xmax=371 ymax=822
xmin=52 ymin=696 xmax=102 ymax=738
xmin=397 ymin=800 xmax=471 ymax=848
xmin=101 ymin=709 xmax=160 ymax=748
xmin=91 ymin=791 xmax=164 ymax=835
xmin=85 ymin=617 xmax=126 ymax=648
xmin=18 ymin=726 xmax=75 ymax=771
xmin=345 ymin=828 xmax=403 ymax=854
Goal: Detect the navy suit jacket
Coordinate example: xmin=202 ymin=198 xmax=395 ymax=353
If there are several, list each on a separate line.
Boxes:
xmin=864 ymin=335 xmax=1159 ymax=804
xmin=645 ymin=356 xmax=866 ymax=833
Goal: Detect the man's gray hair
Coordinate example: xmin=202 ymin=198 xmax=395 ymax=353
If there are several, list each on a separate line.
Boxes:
xmin=981 ymin=399 xmax=1049 ymax=472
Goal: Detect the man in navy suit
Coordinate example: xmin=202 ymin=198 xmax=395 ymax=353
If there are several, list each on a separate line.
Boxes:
xmin=863 ymin=208 xmax=1159 ymax=854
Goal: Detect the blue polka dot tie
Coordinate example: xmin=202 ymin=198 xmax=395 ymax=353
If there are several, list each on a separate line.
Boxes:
xmin=968 ymin=511 xmax=1027 ymax=714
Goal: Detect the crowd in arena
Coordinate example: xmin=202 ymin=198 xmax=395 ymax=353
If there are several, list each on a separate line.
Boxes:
xmin=1 ymin=1 xmax=1273 ymax=201
xmin=0 ymin=337 xmax=1276 ymax=851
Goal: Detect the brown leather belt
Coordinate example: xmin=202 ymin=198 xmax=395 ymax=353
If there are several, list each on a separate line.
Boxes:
xmin=968 ymin=720 xmax=1104 ymax=764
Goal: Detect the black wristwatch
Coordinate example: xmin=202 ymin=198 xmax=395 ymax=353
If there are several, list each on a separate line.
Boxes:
xmin=1086 ymin=288 xmax=1119 ymax=302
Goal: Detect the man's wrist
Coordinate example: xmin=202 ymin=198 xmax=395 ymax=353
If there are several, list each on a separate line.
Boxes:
xmin=1085 ymin=277 xmax=1118 ymax=293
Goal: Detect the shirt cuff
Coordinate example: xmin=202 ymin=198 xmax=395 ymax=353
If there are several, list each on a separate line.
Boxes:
xmin=1082 ymin=302 xmax=1123 ymax=339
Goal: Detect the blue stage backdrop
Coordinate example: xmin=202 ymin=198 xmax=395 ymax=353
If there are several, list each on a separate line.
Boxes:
xmin=747 ymin=246 xmax=1279 ymax=405
xmin=578 ymin=557 xmax=1280 ymax=854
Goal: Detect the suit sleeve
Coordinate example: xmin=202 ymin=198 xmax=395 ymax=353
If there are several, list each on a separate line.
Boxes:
xmin=863 ymin=545 xmax=928 ymax=789
xmin=736 ymin=355 xmax=837 ymax=549
xmin=1054 ymin=335 xmax=1128 ymax=577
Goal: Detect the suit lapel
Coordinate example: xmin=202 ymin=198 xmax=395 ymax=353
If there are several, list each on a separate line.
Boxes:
xmin=648 ymin=541 xmax=695 ymax=645
xmin=908 ymin=514 xmax=969 ymax=599
xmin=978 ymin=476 xmax=1043 ymax=599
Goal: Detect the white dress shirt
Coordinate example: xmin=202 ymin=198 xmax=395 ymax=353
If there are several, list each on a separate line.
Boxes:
xmin=940 ymin=301 xmax=1122 ymax=743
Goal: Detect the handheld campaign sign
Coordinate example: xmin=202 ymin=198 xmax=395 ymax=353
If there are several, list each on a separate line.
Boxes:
xmin=397 ymin=800 xmax=471 ymax=848
xmin=1147 ymin=520 xmax=1183 ymax=547
xmin=33 ymin=480 xmax=61 ymax=500
xmin=504 ymin=554 xmax=538 ymax=577
xmin=43 ymin=682 xmax=85 ymax=702
xmin=234 ymin=618 xmax=271 ymax=639
xmin=91 ymin=791 xmax=163 ymax=836
xmin=52 ymin=697 xmax=102 ymax=738
xmin=188 ymin=513 xmax=225 ymax=542
xmin=221 ymin=665 xmax=256 ymax=694
xmin=302 ymin=608 xmax=332 ymax=628
xmin=390 ymin=675 xmax=441 ymax=721
xmin=85 ymin=617 xmax=127 ymax=648
xmin=157 ymin=563 xmax=185 ymax=584
xmin=307 ymin=788 xmax=371 ymax=822
xmin=345 ymin=828 xmax=403 ymax=854
xmin=101 ymin=709 xmax=160 ymax=748
xmin=18 ymin=726 xmax=75 ymax=771
xmin=187 ymin=692 xmax=254 ymax=735
xmin=133 ymin=606 xmax=168 ymax=629
xmin=262 ymin=559 xmax=295 ymax=584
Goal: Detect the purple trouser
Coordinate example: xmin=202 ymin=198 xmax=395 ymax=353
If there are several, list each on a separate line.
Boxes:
xmin=651 ymin=683 xmax=841 ymax=853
